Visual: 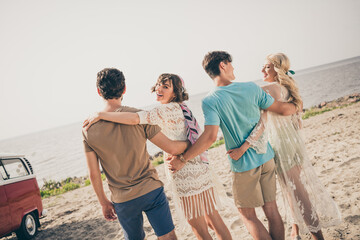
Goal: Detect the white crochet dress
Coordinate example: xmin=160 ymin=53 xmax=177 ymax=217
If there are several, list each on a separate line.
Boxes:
xmin=138 ymin=102 xmax=223 ymax=226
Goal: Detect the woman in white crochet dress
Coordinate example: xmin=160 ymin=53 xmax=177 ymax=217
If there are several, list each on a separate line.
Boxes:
xmin=83 ymin=73 xmax=232 ymax=240
xmin=228 ymin=53 xmax=341 ymax=240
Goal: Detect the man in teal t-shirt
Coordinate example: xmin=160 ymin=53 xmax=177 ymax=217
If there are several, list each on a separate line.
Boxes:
xmin=202 ymin=81 xmax=275 ymax=173
xmin=169 ymin=51 xmax=297 ymax=240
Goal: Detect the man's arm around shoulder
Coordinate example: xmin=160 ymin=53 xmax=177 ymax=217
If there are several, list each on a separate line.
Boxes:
xmin=266 ymin=100 xmax=298 ymax=116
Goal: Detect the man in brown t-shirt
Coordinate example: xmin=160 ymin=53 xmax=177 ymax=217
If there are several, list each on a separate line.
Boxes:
xmin=82 ymin=68 xmax=187 ymax=240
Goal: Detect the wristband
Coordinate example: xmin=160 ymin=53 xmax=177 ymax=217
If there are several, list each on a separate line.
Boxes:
xmin=179 ymin=154 xmax=187 ymax=163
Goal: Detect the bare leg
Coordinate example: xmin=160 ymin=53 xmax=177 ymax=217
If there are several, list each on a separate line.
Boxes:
xmin=290 ymin=223 xmax=324 ymax=240
xmin=158 ymin=229 xmax=177 ymax=240
xmin=286 ymin=167 xmax=324 ymax=240
xmin=182 ymin=194 xmax=212 ymax=240
xmin=238 ymin=207 xmax=272 ymax=240
xmin=310 ymin=228 xmax=324 ymax=240
xmin=204 ymin=210 xmax=232 ymax=240
xmin=181 ymin=187 xmax=231 ymax=240
xmin=290 ymin=224 xmax=300 ymax=239
xmin=262 ymin=200 xmax=285 ymax=240
xmin=188 ymin=216 xmax=213 ymax=240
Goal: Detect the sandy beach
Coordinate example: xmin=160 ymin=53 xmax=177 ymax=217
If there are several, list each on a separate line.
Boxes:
xmin=2 ymin=98 xmax=360 ymax=240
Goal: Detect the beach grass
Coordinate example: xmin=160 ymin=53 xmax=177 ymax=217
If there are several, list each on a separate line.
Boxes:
xmin=41 ymin=181 xmax=80 ymax=198
xmin=302 ymin=102 xmax=355 ymax=120
xmin=152 ymin=155 xmax=164 ymax=167
xmin=41 ymin=174 xmax=106 ymax=199
xmin=209 ymin=138 xmax=225 ymax=149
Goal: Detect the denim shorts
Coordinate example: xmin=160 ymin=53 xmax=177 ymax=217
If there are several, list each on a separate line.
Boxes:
xmin=113 ymin=187 xmax=174 ymax=240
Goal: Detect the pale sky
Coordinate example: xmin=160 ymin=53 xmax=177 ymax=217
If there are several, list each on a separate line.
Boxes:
xmin=1 ymin=0 xmax=359 ymax=140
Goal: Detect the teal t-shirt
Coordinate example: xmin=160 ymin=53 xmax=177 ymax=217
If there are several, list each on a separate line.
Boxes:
xmin=202 ymin=82 xmax=275 ymax=172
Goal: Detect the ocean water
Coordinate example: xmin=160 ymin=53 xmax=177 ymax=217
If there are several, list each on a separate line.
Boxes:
xmin=1 ymin=57 xmax=359 ymax=186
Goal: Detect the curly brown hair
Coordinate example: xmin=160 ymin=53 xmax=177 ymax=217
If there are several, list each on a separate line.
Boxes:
xmin=151 ymin=73 xmax=189 ymax=103
xmin=96 ymin=68 xmax=126 ymax=100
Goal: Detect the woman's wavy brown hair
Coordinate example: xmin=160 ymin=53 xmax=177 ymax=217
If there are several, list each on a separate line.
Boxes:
xmin=151 ymin=73 xmax=189 ymax=103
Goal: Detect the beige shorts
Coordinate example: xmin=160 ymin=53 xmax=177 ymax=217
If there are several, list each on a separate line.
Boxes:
xmin=232 ymin=159 xmax=276 ymax=208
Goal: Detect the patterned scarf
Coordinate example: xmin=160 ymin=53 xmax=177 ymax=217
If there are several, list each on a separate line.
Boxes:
xmin=179 ymin=103 xmax=209 ymax=164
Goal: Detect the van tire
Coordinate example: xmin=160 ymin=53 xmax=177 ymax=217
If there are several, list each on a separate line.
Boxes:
xmin=15 ymin=212 xmax=38 ymax=239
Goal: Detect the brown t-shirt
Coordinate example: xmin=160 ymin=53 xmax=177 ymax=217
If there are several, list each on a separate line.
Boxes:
xmin=82 ymin=106 xmax=163 ymax=203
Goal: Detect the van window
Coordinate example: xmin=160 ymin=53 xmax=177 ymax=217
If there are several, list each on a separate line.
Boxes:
xmin=0 ymin=164 xmax=8 ymax=180
xmin=0 ymin=159 xmax=29 ymax=180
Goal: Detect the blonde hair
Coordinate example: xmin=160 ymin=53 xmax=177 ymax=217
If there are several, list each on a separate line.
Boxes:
xmin=267 ymin=53 xmax=302 ymax=111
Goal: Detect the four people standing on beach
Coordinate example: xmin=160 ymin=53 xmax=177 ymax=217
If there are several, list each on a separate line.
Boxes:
xmin=82 ymin=51 xmax=340 ymax=240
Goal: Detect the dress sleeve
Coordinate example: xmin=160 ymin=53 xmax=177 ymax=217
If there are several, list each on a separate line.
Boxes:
xmin=137 ymin=105 xmax=167 ymax=126
xmin=256 ymin=84 xmax=274 ymax=109
xmin=246 ymin=110 xmax=268 ymax=154
xmin=262 ymin=83 xmax=284 ymax=102
xmin=291 ymin=112 xmax=303 ymax=130
xmin=249 ymin=83 xmax=284 ymax=154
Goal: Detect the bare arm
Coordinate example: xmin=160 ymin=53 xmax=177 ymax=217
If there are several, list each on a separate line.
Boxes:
xmin=85 ymin=151 xmax=117 ymax=221
xmin=226 ymin=141 xmax=250 ymax=161
xmin=266 ymin=99 xmax=297 ymax=116
xmin=83 ymin=112 xmax=140 ymax=131
xmin=183 ymin=125 xmax=219 ymax=161
xmin=100 ymin=112 xmax=139 ymax=124
xmin=167 ymin=125 xmax=219 ymax=172
xmin=149 ymin=131 xmax=190 ymax=155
